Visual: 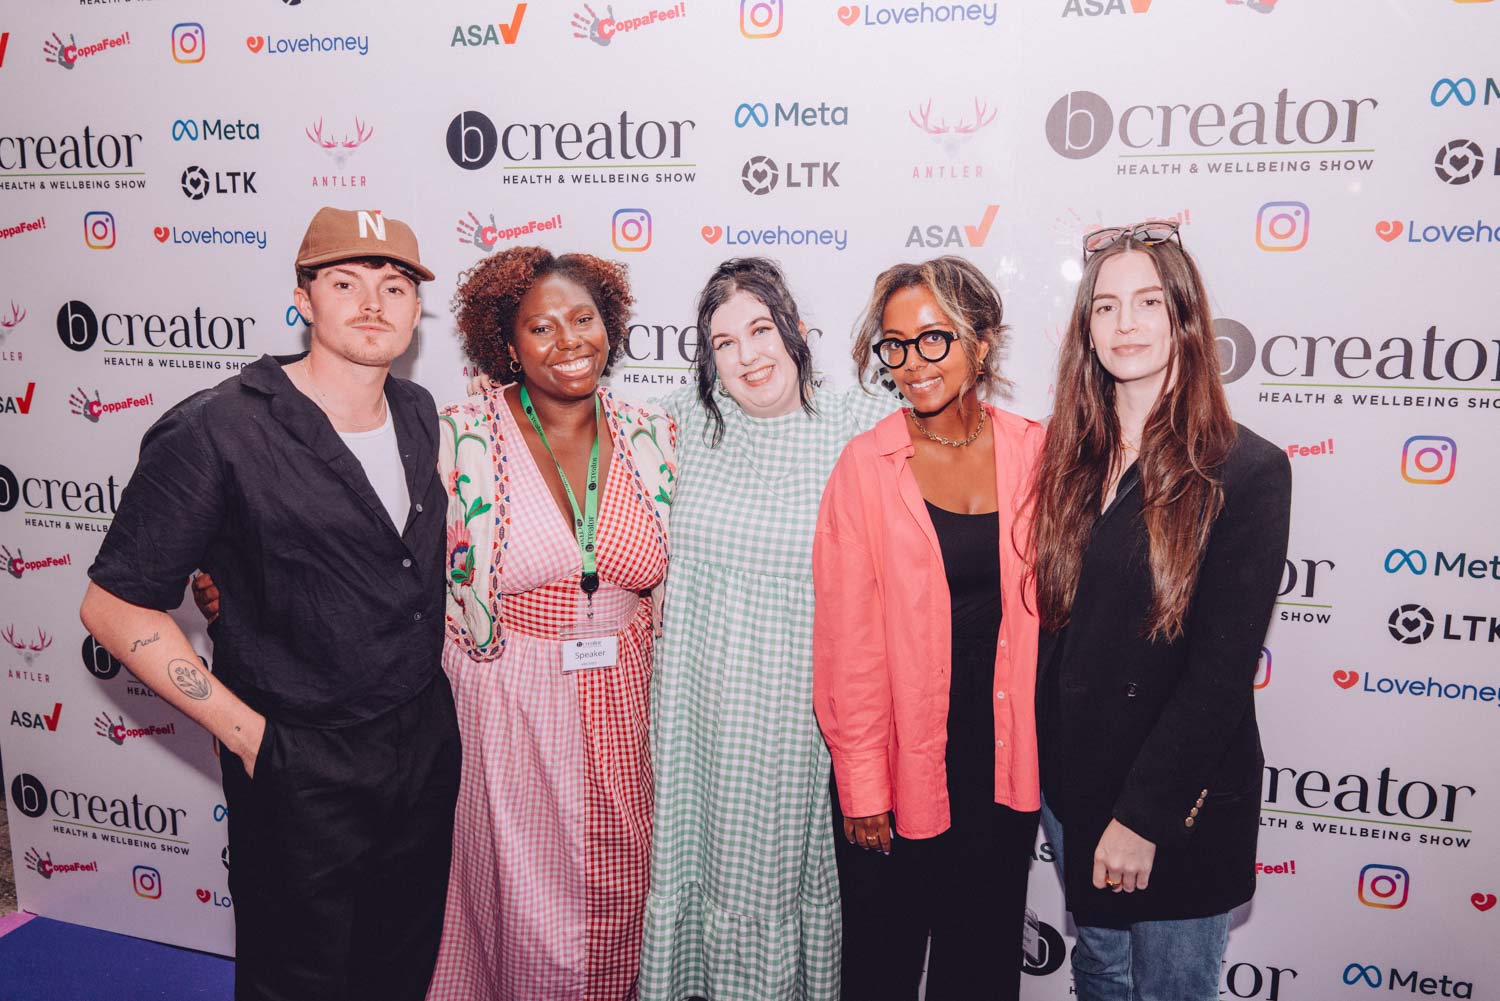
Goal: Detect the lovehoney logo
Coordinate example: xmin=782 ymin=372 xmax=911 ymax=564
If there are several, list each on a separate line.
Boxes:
xmin=153 ymin=225 xmax=268 ymax=251
xmin=179 ymin=165 xmax=257 ymax=199
xmin=9 ymin=701 xmax=61 ymax=732
xmin=1277 ymin=557 xmax=1333 ymax=625
xmin=836 ymin=3 xmax=1000 ymax=28
xmin=244 ymin=33 xmax=370 ymax=58
xmin=445 ymin=110 xmax=697 ymax=185
xmin=1 ymin=380 xmax=34 ymax=415
xmin=1262 ymin=764 xmax=1477 ymax=848
xmin=43 ymin=30 xmax=131 ymax=70
xmin=1374 ymin=217 xmax=1500 ymax=245
xmin=195 ymin=887 xmax=233 ymax=909
xmin=1433 ymin=139 xmax=1491 ymax=185
xmin=740 ymin=156 xmax=840 ymax=194
xmin=1389 ymin=603 xmax=1500 ymax=645
xmin=458 ymin=210 xmax=563 ymax=251
xmin=909 ymin=98 xmax=996 ymax=179
xmin=1342 ymin=962 xmax=1474 ymax=998
xmin=55 ymin=298 xmax=258 ymax=364
xmin=1 ymin=544 xmax=72 ymax=577
xmin=1212 ymin=318 xmax=1500 ymax=410
xmin=453 ymin=6 xmax=528 ymax=47
xmin=23 ymin=848 xmax=97 ymax=879
xmin=699 ymin=222 xmax=848 ymax=253
xmin=95 ymin=710 xmax=176 ymax=745
xmin=171 ymin=118 xmax=261 ymax=143
xmin=10 ymin=772 xmax=189 ymax=842
xmin=1045 ymin=88 xmax=1379 ymax=176
xmin=1333 ymin=667 xmax=1500 ymax=711
xmin=1384 ymin=547 xmax=1499 ymax=582
xmin=905 ymin=204 xmax=999 ymax=248
xmin=571 ymin=3 xmax=685 ymax=46
xmin=0 ymin=126 xmax=145 ymax=192
xmin=1061 ymin=0 xmax=1151 ymax=16
xmin=0 ymin=461 xmax=121 ymax=531
xmin=734 ymin=101 xmax=849 ymax=129
xmin=1431 ymin=76 xmax=1499 ymax=108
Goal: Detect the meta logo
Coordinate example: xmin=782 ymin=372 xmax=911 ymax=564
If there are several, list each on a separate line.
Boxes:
xmin=905 ymin=204 xmax=999 ymax=248
xmin=1434 ymin=139 xmax=1488 ymax=185
xmin=1213 ymin=319 xmax=1500 ymax=390
xmin=1046 ymin=88 xmax=1378 ymax=160
xmin=1343 ymin=963 xmax=1473 ymax=999
xmin=445 ymin=110 xmax=695 ymax=171
xmin=452 ymin=6 xmax=527 ymax=46
xmin=1431 ymin=77 xmax=1499 ymax=108
xmin=171 ymin=119 xmax=261 ymax=143
xmin=1062 ymin=0 xmax=1151 ymax=16
xmin=740 ymin=156 xmax=840 ymax=194
xmin=1256 ymin=201 xmax=1309 ymax=252
xmin=611 ymin=208 xmax=651 ymax=252
xmin=1389 ymin=603 xmax=1500 ymax=644
xmin=1401 ymin=434 xmax=1456 ymax=484
xmin=1384 ymin=547 xmax=1500 ymax=581
xmin=740 ymin=0 xmax=784 ymax=37
xmin=180 ymin=165 xmax=258 ymax=199
xmin=170 ymin=23 xmax=205 ymax=64
xmin=1357 ymin=863 xmax=1409 ymax=909
xmin=734 ymin=101 xmax=849 ymax=128
xmin=10 ymin=772 xmax=188 ymax=837
xmin=56 ymin=299 xmax=256 ymax=354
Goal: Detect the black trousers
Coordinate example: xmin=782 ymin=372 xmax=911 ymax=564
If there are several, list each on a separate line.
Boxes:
xmin=832 ymin=778 xmax=1039 ymax=1001
xmin=220 ymin=674 xmax=461 ymax=1001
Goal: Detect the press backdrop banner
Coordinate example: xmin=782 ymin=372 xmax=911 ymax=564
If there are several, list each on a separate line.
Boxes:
xmin=1 ymin=2 xmax=1496 ymax=994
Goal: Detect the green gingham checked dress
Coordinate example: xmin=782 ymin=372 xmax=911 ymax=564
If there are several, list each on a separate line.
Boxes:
xmin=638 ymin=386 xmax=895 ymax=1001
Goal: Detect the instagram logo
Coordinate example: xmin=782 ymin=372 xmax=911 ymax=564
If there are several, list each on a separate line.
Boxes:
xmin=83 ymin=211 xmax=116 ymax=250
xmin=171 ymin=23 xmax=205 ymax=64
xmin=132 ymin=864 xmax=162 ymax=899
xmin=1253 ymin=647 xmax=1271 ymax=690
xmin=1401 ymin=435 xmax=1457 ymax=485
xmin=611 ymin=208 xmax=652 ymax=252
xmin=740 ymin=0 xmax=784 ymax=37
xmin=1256 ymin=201 xmax=1309 ymax=252
xmin=1357 ymin=863 xmax=1409 ymax=909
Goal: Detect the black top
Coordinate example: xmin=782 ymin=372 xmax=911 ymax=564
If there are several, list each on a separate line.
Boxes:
xmin=1036 ymin=425 xmax=1291 ymax=927
xmin=925 ymin=501 xmax=1003 ymax=814
xmin=89 ymin=353 xmax=447 ymax=729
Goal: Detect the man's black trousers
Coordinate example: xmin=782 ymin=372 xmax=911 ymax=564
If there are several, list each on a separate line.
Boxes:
xmin=220 ymin=674 xmax=461 ymax=1001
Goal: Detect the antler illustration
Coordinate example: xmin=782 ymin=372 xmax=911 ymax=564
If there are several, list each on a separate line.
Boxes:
xmin=305 ymin=118 xmax=337 ymax=149
xmin=0 ymin=301 xmax=25 ymax=329
xmin=29 ymin=628 xmax=52 ymax=652
xmin=2 ymin=625 xmax=23 ymax=650
xmin=908 ymin=100 xmax=948 ymax=135
xmin=341 ymin=118 xmax=374 ymax=149
xmin=953 ymin=99 xmax=996 ymax=134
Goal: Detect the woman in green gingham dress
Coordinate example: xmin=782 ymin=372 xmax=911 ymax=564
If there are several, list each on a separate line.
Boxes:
xmin=638 ymin=259 xmax=894 ymax=1001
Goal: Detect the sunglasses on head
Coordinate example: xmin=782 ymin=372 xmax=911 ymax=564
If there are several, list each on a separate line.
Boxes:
xmin=1082 ymin=220 xmax=1182 ymax=260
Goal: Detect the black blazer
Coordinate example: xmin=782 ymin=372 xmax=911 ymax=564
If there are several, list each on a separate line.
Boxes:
xmin=1038 ymin=424 xmax=1291 ymax=927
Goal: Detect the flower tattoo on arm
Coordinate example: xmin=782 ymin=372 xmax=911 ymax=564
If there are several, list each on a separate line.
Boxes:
xmin=170 ymin=659 xmax=213 ymax=701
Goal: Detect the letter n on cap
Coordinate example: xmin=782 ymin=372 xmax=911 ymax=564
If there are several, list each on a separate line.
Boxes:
xmin=357 ymin=211 xmax=386 ymax=241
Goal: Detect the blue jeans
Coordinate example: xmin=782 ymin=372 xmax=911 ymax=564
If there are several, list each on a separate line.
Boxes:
xmin=1040 ymin=799 xmax=1231 ymax=1001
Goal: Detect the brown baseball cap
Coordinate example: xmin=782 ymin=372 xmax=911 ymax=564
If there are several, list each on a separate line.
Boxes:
xmin=295 ymin=207 xmax=435 ymax=282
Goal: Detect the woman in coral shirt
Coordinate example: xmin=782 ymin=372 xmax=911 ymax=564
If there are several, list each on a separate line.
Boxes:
xmin=812 ymin=256 xmax=1043 ymax=1001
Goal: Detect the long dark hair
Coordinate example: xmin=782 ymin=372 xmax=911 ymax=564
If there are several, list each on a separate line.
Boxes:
xmin=693 ymin=257 xmax=817 ymax=446
xmin=1031 ymin=237 xmax=1236 ymax=642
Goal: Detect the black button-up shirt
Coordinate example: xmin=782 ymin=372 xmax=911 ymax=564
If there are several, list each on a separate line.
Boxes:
xmin=89 ymin=353 xmax=446 ymax=728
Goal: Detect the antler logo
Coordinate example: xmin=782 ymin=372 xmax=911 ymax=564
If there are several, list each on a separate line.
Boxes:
xmin=909 ymin=98 xmax=996 ymax=157
xmin=0 ymin=300 xmax=25 ymax=345
xmin=306 ymin=117 xmax=375 ymax=169
xmin=4 ymin=625 xmax=54 ymax=665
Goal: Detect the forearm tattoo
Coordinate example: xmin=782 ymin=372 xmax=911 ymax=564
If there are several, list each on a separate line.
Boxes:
xmin=170 ymin=659 xmax=213 ymax=701
xmin=130 ymin=632 xmax=161 ymax=652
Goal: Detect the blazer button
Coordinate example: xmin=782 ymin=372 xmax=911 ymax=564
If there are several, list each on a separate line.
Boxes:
xmin=1184 ymin=817 xmax=1196 ymax=828
xmin=1124 ymin=683 xmax=1139 ymax=698
xmin=1190 ymin=806 xmax=1200 ymax=818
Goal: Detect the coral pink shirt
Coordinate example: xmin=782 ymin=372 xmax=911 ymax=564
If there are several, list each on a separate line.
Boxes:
xmin=812 ymin=404 xmax=1043 ymax=839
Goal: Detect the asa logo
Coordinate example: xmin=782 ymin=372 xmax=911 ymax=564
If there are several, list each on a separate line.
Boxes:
xmin=734 ymin=101 xmax=849 ymax=129
xmin=1 ymin=381 xmax=34 ymax=415
xmin=10 ymin=702 xmax=62 ymax=732
xmin=1062 ymin=0 xmax=1151 ymax=16
xmin=905 ymin=204 xmax=999 ymax=248
xmin=452 ymin=6 xmax=527 ymax=46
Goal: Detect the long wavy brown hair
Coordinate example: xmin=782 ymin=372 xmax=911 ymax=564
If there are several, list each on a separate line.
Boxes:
xmin=1031 ymin=237 xmax=1236 ymax=642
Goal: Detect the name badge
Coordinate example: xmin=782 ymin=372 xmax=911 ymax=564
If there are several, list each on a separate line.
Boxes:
xmin=561 ymin=635 xmax=618 ymax=674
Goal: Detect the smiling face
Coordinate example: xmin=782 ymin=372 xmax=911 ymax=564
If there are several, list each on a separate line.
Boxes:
xmin=509 ymin=273 xmax=609 ymax=402
xmin=294 ymin=261 xmax=420 ymax=368
xmin=708 ymin=289 xmax=802 ymax=418
xmin=880 ymin=284 xmax=987 ymax=415
xmin=1088 ymin=249 xmax=1174 ymax=400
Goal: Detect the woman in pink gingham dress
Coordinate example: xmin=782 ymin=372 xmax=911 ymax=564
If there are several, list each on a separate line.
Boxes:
xmin=428 ymin=248 xmax=676 ymax=1001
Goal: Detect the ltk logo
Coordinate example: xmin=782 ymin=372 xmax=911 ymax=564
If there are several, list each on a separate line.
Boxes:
xmin=740 ymin=155 xmax=840 ymax=194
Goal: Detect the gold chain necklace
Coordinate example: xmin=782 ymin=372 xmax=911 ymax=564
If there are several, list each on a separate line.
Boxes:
xmin=909 ymin=405 xmax=987 ymax=448
xmin=302 ymin=359 xmax=388 ymax=432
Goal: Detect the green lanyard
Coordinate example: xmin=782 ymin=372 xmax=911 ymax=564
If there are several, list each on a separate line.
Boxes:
xmin=519 ymin=386 xmax=602 ymax=595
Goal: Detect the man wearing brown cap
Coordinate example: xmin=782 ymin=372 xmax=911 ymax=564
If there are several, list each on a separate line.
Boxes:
xmin=80 ymin=208 xmax=460 ymax=1001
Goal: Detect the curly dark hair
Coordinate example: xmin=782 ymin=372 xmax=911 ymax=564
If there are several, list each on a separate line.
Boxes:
xmin=452 ymin=246 xmax=635 ymax=384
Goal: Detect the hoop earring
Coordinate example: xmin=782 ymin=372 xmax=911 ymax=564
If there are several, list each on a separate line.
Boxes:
xmin=716 ymin=377 xmax=732 ymax=399
xmin=508 ymin=358 xmax=523 ymax=374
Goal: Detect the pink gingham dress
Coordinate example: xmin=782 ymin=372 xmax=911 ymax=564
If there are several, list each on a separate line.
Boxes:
xmin=428 ymin=386 xmax=675 ymax=1001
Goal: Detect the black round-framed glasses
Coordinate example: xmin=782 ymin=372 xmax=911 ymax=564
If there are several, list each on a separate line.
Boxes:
xmin=872 ymin=330 xmax=956 ymax=369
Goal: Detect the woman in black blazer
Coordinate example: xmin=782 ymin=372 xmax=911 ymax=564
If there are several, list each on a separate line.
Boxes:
xmin=1030 ymin=222 xmax=1291 ymax=1001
